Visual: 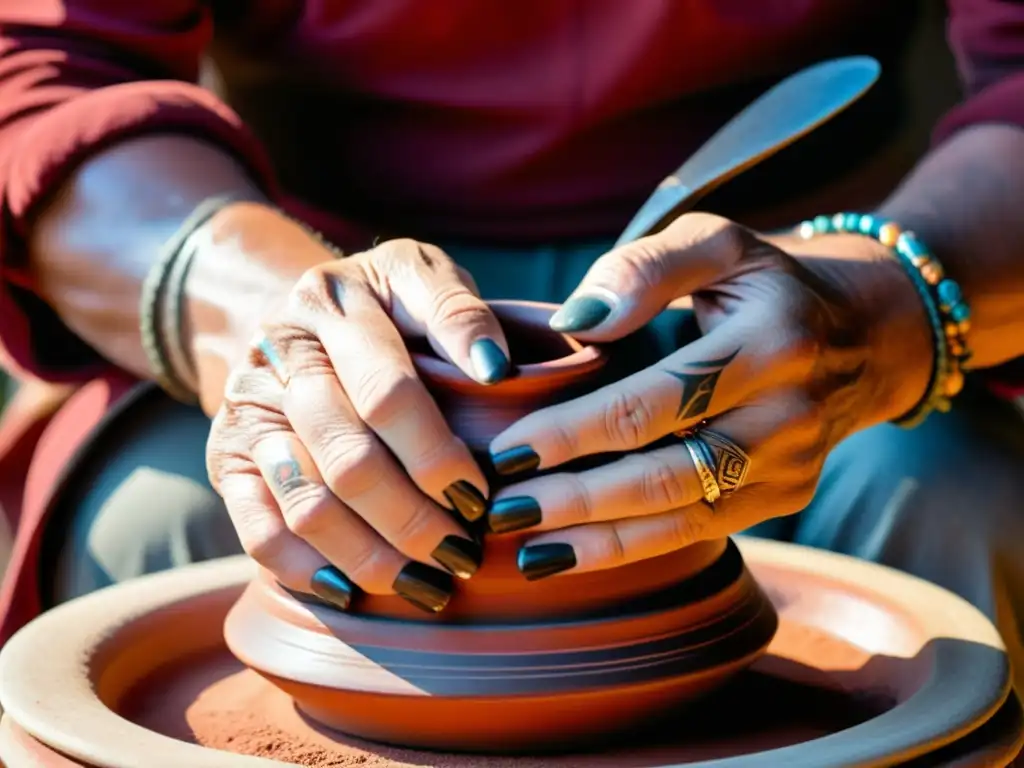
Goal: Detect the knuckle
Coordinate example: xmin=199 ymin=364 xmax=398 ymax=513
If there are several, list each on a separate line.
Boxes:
xmin=613 ymin=242 xmax=668 ymax=293
xmin=602 ymin=390 xmax=657 ymax=449
xmin=632 ymin=453 xmax=690 ymax=509
xmin=371 ymin=238 xmax=453 ymax=275
xmin=288 ymin=265 xmax=355 ymax=318
xmin=281 ymin=486 xmax=339 ymax=538
xmin=374 ymin=237 xmax=421 ymax=262
xmin=668 ymin=507 xmax=708 ymax=548
xmin=321 ymin=438 xmax=386 ymax=499
xmin=591 ymin=527 xmax=628 ymax=569
xmin=389 ymin=502 xmax=437 ymax=551
xmin=245 ymin=523 xmax=294 ymax=570
xmin=429 ymin=287 xmax=490 ymax=327
xmin=223 ymin=366 xmax=273 ymax=403
xmin=403 ymin=439 xmax=465 ymax=490
xmin=528 ymin=413 xmax=579 ymax=462
xmin=354 ymin=371 xmax=420 ymax=429
xmin=666 ymin=213 xmax=746 ymax=262
xmin=562 ymin=474 xmax=596 ymax=524
xmin=290 ymin=267 xmax=331 ymax=312
xmin=707 ymin=218 xmax=747 ymax=259
xmin=777 ymin=329 xmax=822 ymax=376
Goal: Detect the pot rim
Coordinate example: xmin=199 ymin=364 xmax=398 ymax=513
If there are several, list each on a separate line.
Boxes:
xmin=411 ymin=300 xmax=605 ymax=396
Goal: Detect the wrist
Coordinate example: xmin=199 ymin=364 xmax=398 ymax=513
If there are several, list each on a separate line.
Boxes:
xmin=182 ymin=202 xmax=334 ymax=413
xmin=783 ymin=232 xmax=935 ymax=428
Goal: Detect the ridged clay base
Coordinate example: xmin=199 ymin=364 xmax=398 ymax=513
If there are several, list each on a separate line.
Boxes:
xmin=224 ymin=540 xmax=776 ymax=751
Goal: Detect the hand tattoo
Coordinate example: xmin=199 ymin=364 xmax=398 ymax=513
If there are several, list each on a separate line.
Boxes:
xmin=666 ymin=351 xmax=739 ymax=420
xmin=271 ymin=456 xmax=309 ymax=493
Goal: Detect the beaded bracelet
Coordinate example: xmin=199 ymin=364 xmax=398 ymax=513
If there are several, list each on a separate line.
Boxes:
xmin=794 ymin=212 xmax=972 ymax=428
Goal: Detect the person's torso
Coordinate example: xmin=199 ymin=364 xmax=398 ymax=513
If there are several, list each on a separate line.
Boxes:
xmin=208 ymin=0 xmax=915 ymax=244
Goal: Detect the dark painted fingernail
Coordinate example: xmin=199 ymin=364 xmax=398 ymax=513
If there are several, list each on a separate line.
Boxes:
xmin=550 ymin=296 xmax=612 ymax=333
xmin=310 ymin=566 xmax=356 ymax=611
xmin=393 ymin=561 xmax=454 ymax=613
xmin=431 ymin=535 xmax=483 ymax=580
xmin=518 ymin=543 xmax=577 ymax=581
xmin=489 ymin=496 xmax=542 ymax=534
xmin=491 ymin=445 xmax=540 ymax=476
xmin=443 ymin=480 xmax=487 ymax=522
xmin=469 ymin=338 xmax=510 ymax=384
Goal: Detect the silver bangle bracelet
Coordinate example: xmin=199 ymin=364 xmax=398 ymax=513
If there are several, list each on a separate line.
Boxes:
xmin=139 ymin=195 xmax=246 ymax=404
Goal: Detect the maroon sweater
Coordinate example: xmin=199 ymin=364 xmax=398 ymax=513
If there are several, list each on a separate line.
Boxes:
xmin=0 ymin=0 xmax=1023 ymax=383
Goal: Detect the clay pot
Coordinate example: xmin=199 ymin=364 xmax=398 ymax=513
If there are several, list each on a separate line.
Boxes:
xmin=0 ymin=541 xmax=1019 ymax=767
xmin=223 ymin=300 xmax=779 ymax=750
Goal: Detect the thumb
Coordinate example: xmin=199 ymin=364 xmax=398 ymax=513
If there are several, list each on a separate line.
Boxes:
xmin=550 ymin=213 xmax=749 ymax=341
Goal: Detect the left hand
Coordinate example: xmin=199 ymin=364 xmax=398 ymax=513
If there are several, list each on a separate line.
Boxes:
xmin=487 ymin=213 xmax=935 ymax=579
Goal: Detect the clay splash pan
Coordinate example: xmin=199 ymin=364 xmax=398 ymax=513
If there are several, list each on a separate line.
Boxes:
xmin=0 ymin=539 xmax=1020 ymax=768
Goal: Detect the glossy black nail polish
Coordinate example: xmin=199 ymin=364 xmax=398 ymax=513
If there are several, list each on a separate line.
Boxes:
xmin=550 ymin=296 xmax=612 ymax=333
xmin=491 ymin=445 xmax=540 ymax=476
xmin=443 ymin=480 xmax=488 ymax=522
xmin=432 ymin=535 xmax=483 ymax=580
xmin=489 ymin=496 xmax=542 ymax=534
xmin=469 ymin=338 xmax=511 ymax=384
xmin=309 ymin=566 xmax=356 ymax=611
xmin=393 ymin=561 xmax=455 ymax=613
xmin=518 ymin=543 xmax=577 ymax=581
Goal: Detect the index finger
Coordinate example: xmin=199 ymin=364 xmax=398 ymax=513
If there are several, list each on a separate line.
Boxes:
xmin=489 ymin=326 xmax=750 ymax=474
xmin=283 ymin=273 xmax=491 ymax=520
xmin=369 ymin=239 xmax=511 ymax=385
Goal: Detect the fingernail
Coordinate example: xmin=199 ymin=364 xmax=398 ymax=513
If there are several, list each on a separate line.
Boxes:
xmin=393 ymin=561 xmax=454 ymax=613
xmin=489 ymin=496 xmax=542 ymax=534
xmin=443 ymin=480 xmax=488 ymax=522
xmin=550 ymin=296 xmax=612 ymax=333
xmin=310 ymin=566 xmax=356 ymax=611
xmin=469 ymin=338 xmax=510 ymax=384
xmin=491 ymin=445 xmax=540 ymax=476
xmin=517 ymin=543 xmax=577 ymax=581
xmin=431 ymin=535 xmax=483 ymax=580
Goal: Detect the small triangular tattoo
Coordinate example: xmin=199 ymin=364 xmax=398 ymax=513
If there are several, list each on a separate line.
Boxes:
xmin=665 ymin=350 xmax=740 ymax=420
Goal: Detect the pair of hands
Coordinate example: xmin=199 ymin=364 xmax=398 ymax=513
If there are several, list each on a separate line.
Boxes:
xmin=206 ymin=209 xmax=932 ymax=614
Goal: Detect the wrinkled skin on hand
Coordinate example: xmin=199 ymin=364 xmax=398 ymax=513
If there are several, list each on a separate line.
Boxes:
xmin=487 ymin=213 xmax=933 ymax=580
xmin=207 ymin=237 xmax=512 ymax=614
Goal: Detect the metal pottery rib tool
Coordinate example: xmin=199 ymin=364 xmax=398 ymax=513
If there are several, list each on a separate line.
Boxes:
xmin=616 ymin=56 xmax=881 ymax=247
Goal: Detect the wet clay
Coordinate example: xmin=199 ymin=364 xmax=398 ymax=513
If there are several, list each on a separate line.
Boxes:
xmin=124 ymin=624 xmax=882 ymax=768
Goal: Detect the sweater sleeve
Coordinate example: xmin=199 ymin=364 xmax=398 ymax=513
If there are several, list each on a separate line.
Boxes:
xmin=930 ymin=0 xmax=1024 ymax=394
xmin=933 ymin=0 xmax=1024 ymax=143
xmin=0 ymin=0 xmax=277 ymax=383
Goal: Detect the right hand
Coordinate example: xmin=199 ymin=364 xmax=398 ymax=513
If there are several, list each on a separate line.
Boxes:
xmin=206 ymin=235 xmax=510 ymax=614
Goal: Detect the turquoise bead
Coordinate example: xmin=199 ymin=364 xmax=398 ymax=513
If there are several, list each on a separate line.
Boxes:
xmin=950 ymin=303 xmax=971 ymax=322
xmin=936 ymin=279 xmax=962 ymax=308
xmin=813 ymin=215 xmax=832 ymax=233
xmin=856 ymin=214 xmax=883 ymax=237
xmin=897 ymin=233 xmax=928 ymax=260
xmin=843 ymin=213 xmax=860 ymax=231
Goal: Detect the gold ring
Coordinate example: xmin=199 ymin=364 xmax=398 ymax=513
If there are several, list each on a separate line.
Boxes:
xmin=700 ymin=429 xmax=751 ymax=496
xmin=681 ymin=434 xmax=721 ymax=504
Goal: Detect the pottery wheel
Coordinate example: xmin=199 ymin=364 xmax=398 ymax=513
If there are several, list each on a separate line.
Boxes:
xmin=0 ymin=539 xmax=1020 ymax=768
